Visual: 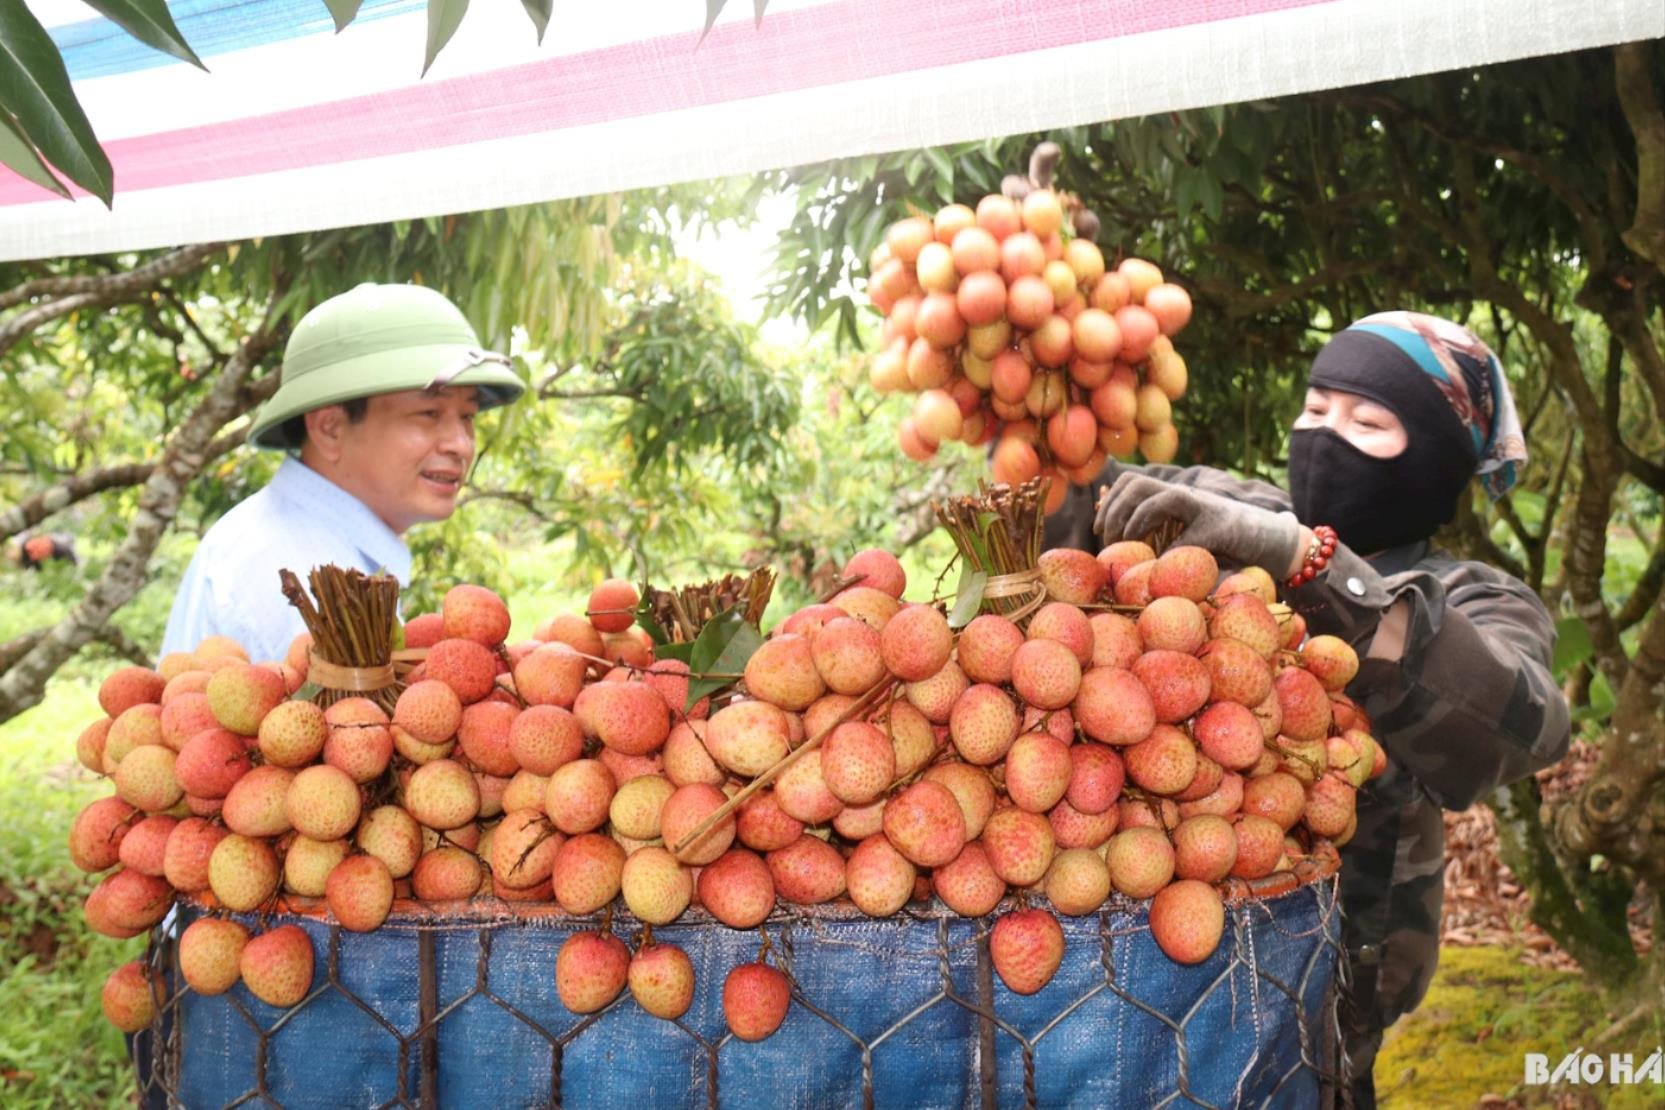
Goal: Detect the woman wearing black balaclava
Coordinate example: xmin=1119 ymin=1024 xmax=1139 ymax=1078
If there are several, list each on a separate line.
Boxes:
xmin=1050 ymin=312 xmax=1569 ymax=1109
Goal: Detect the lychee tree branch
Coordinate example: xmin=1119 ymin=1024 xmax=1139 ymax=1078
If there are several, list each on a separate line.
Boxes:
xmin=0 ymin=243 xmax=223 ymax=356
xmin=0 ymin=287 xmax=287 ymax=724
xmin=0 ymin=431 xmax=244 ymax=543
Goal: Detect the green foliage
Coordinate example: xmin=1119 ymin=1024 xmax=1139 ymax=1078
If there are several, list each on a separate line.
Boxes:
xmin=0 ymin=1 xmax=112 ymax=203
xmin=0 ymin=677 xmax=138 ymax=1108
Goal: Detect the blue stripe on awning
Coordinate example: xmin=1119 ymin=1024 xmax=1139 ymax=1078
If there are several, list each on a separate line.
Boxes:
xmin=49 ymin=0 xmax=423 ymax=81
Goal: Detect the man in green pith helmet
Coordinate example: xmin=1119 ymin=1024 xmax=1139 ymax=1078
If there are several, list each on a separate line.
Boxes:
xmin=160 ymin=283 xmax=525 ymax=663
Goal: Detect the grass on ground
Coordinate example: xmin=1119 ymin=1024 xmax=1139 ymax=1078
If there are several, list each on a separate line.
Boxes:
xmin=1379 ymin=945 xmax=1665 ymax=1108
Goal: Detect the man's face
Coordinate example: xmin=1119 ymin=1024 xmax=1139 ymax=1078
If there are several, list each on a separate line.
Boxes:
xmin=306 ymin=386 xmax=480 ymax=534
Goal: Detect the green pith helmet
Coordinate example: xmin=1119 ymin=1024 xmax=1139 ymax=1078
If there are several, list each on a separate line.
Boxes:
xmin=249 ymin=283 xmax=525 ymax=449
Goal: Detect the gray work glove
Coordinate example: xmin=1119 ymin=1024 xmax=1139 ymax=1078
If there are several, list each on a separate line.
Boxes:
xmin=1093 ymin=473 xmax=1303 ymax=575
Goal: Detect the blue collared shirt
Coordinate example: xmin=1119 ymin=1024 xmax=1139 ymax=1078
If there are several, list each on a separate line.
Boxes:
xmin=160 ymin=457 xmax=411 ymax=664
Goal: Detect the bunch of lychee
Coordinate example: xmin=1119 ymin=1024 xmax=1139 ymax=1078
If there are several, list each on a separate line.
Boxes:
xmin=74 ymin=542 xmax=1377 ymax=1040
xmin=865 ymin=195 xmax=1193 ymax=512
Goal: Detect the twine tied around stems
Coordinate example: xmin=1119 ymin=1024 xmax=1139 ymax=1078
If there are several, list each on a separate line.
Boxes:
xmin=981 ymin=568 xmax=1048 ymax=624
xmin=307 ymin=654 xmax=396 ymax=693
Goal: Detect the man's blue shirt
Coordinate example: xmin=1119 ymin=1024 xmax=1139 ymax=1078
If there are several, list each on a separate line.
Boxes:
xmin=160 ymin=457 xmax=411 ymax=663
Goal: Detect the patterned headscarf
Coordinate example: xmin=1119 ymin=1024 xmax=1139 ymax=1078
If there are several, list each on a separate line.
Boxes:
xmin=1332 ymin=311 xmax=1527 ymax=499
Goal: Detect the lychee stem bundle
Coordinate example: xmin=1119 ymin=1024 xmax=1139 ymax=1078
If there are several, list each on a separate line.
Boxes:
xmin=933 ymin=477 xmax=1051 ymax=624
xmin=280 ymin=565 xmax=402 ymax=713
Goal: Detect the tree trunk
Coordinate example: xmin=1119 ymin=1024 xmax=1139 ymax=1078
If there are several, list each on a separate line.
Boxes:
xmin=0 ymin=295 xmax=286 ymax=723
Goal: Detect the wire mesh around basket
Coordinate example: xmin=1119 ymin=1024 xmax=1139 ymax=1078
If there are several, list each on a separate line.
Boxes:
xmin=134 ymin=875 xmax=1345 ymax=1110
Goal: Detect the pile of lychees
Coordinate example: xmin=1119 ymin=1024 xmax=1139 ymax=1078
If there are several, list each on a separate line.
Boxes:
xmin=75 ymin=542 xmax=1377 ymax=1041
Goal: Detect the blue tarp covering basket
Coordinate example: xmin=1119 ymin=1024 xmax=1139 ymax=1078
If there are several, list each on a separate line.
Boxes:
xmin=136 ymin=862 xmax=1342 ymax=1109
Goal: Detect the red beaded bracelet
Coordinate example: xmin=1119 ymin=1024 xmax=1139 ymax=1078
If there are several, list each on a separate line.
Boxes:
xmin=1287 ymin=525 xmax=1338 ymax=587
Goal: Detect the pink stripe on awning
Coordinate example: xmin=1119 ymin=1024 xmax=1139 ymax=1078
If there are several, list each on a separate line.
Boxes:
xmin=2 ymin=0 xmax=1334 ymax=206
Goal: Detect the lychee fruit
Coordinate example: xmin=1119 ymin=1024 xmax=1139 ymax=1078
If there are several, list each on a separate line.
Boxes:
xmin=956 ymin=614 xmax=1024 ymax=684
xmin=882 ymin=781 xmax=968 ymax=868
xmin=1131 ymin=650 xmax=1211 ymax=724
xmin=115 ymin=814 xmax=178 ymax=877
xmin=543 ymin=759 xmax=615 ymax=835
xmin=879 ymin=604 xmax=954 ymax=682
xmin=1300 ymin=635 xmax=1359 ymax=691
xmin=629 ymin=943 xmax=696 ymax=1020
xmin=621 ymin=845 xmax=692 ymax=924
xmin=326 ymin=854 xmax=395 ymax=932
xmin=1027 ymin=602 xmax=1094 ymax=666
xmin=1105 ymin=826 xmax=1175 ymax=898
xmin=551 ymin=833 xmax=626 ymax=914
xmin=1045 ymin=847 xmax=1112 ymax=915
xmin=1231 ymin=815 xmax=1285 ymax=879
xmin=923 ymin=762 xmax=998 ymax=839
xmin=766 ymin=835 xmax=847 ymax=904
xmin=1004 ymin=732 xmax=1074 ymax=813
xmin=1072 ymin=666 xmax=1155 ymax=746
xmin=1273 ymin=667 xmax=1332 ymax=742
xmin=557 ymin=930 xmax=630 ymax=1013
xmin=1148 ymin=545 xmax=1217 ymax=603
xmin=1199 ymin=637 xmax=1273 ymax=708
xmin=931 ymin=841 xmax=1007 ymax=917
xmin=659 ymin=782 xmax=735 ymax=865
xmin=811 ymin=617 xmax=888 ymax=695
xmin=1171 ymin=814 xmax=1238 ymax=882
xmin=698 ymin=848 xmax=776 ymax=928
xmin=981 ymin=807 xmax=1057 ymax=886
xmin=424 ymin=639 xmax=498 ymax=705
xmin=102 ymin=961 xmax=159 ymax=1032
xmin=1192 ymin=701 xmax=1265 ymax=771
xmin=356 ymin=805 xmax=423 ymax=878
xmin=843 ymin=548 xmax=907 ymax=598
xmin=1066 ymin=743 xmax=1125 ymax=815
xmin=443 ymin=584 xmax=511 ymax=647
xmin=1209 ymin=595 xmax=1282 ymax=659
xmin=820 ymin=721 xmax=896 ymax=805
xmin=240 ymin=924 xmax=315 ymax=1008
xmin=69 ymin=796 xmax=138 ymax=873
xmin=1096 ymin=541 xmax=1156 ymax=585
xmin=180 ymin=917 xmax=249 ymax=995
xmin=586 ymin=579 xmax=639 ymax=634
xmin=323 ymin=698 xmax=395 ymax=782
xmin=113 ymin=744 xmax=182 ymax=813
xmin=724 ymin=962 xmax=791 ymax=1041
xmin=204 ymin=664 xmax=285 ymax=736
xmin=1011 ymin=639 xmax=1082 ymax=710
xmin=1123 ymin=724 xmax=1197 ymax=796
xmin=163 ymin=817 xmax=228 ymax=893
xmin=1088 ymin=613 xmax=1142 ymax=670
xmin=99 ymin=666 xmax=166 ymax=718
xmin=1149 ymin=879 xmax=1224 ymax=964
xmin=905 ymin=659 xmax=968 ymax=723
xmin=990 ymin=909 xmax=1064 ymax=994
xmin=410 ymin=845 xmax=483 ymax=901
xmin=831 ymin=586 xmax=902 ymax=630
xmin=1037 ymin=548 xmax=1108 ymax=605
xmin=490 ymin=808 xmax=563 ymax=888
xmin=704 ymin=701 xmax=792 ymax=777
xmin=208 ymin=834 xmax=279 ymax=911
xmin=404 ymin=759 xmax=482 ymax=830
xmin=744 ymin=633 xmax=826 ymax=711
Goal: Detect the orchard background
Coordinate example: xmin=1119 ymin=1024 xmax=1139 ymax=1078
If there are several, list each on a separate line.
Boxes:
xmin=2 ymin=40 xmax=1663 ymax=1107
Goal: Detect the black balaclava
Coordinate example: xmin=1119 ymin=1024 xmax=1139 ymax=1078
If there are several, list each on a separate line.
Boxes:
xmin=1288 ymin=329 xmax=1484 ymax=555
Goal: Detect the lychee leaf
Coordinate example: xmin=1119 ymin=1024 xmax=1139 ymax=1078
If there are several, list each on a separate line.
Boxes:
xmin=948 ymin=567 xmax=987 ymax=630
xmin=636 ymin=599 xmax=671 ymax=648
xmin=684 ymin=606 xmax=762 ymax=711
xmin=656 ymin=641 xmax=694 ymax=665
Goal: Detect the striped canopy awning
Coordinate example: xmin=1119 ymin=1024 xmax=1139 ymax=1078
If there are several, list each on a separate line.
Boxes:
xmin=6 ymin=0 xmax=1662 ymax=262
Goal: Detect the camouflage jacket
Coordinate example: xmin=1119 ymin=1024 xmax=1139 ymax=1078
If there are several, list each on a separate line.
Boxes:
xmin=1045 ymin=462 xmax=1571 ymax=1023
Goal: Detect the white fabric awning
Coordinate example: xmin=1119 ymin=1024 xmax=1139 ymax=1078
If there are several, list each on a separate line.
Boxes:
xmin=6 ymin=0 xmax=1662 ymax=262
